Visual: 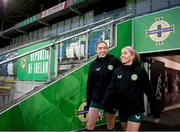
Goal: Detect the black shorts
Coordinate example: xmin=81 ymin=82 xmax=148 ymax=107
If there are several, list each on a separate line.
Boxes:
xmin=90 ymin=100 xmax=117 ymax=114
xmin=118 ymin=112 xmax=143 ymax=123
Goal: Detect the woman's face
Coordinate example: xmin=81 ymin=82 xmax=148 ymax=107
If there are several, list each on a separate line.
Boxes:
xmin=96 ymin=42 xmax=108 ymax=58
xmin=121 ymin=48 xmax=134 ymax=65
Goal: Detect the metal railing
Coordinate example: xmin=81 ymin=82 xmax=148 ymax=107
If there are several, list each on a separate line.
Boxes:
xmin=0 ymin=14 xmax=132 ymax=66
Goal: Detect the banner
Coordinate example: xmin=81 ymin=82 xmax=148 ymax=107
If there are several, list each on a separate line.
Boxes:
xmin=40 ymin=1 xmax=67 ymax=18
xmin=17 ymin=40 xmax=55 ymax=81
xmin=133 ymin=7 xmax=180 ymax=53
xmin=15 ymin=15 xmax=38 ymax=28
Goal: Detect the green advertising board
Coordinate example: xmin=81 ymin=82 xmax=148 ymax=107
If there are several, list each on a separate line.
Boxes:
xmin=133 ymin=7 xmax=180 ymax=53
xmin=17 ymin=40 xmax=55 ymax=81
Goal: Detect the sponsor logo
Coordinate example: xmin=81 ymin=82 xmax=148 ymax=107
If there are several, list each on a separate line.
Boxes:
xmin=117 ymin=75 xmax=122 ymax=79
xmin=135 ymin=115 xmax=140 ymax=119
xmin=96 ymin=68 xmax=100 ymax=71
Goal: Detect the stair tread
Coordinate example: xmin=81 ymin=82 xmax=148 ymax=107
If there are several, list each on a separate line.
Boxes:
xmin=4 ymin=80 xmax=16 ymax=83
xmin=0 ymin=80 xmax=16 ymax=83
xmin=0 ymin=86 xmax=12 ymax=90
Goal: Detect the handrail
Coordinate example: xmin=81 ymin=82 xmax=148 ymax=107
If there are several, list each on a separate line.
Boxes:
xmin=0 ymin=17 xmax=112 ymax=56
xmin=0 ymin=14 xmax=132 ymax=65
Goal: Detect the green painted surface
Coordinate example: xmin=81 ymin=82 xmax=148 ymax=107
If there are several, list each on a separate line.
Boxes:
xmin=134 ymin=7 xmax=180 ymax=53
xmin=0 ymin=64 xmax=91 ymax=130
xmin=112 ymin=20 xmax=132 ymax=56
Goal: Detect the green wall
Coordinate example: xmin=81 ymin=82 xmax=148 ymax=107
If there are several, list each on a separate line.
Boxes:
xmin=114 ymin=19 xmax=132 ymax=56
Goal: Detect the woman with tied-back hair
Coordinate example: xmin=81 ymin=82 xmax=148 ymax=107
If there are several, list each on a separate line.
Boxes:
xmin=100 ymin=46 xmax=160 ymax=131
xmin=86 ymin=41 xmax=121 ymax=130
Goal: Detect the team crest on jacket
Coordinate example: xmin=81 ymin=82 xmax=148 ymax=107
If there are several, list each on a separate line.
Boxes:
xmin=108 ymin=65 xmax=113 ymax=70
xmin=131 ymin=74 xmax=138 ymax=81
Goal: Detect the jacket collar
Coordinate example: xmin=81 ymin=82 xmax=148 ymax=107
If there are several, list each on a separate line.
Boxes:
xmin=122 ymin=60 xmax=141 ymax=69
xmin=95 ymin=54 xmax=113 ymax=63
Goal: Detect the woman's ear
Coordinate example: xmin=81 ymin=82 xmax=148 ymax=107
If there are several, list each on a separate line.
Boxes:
xmin=131 ymin=54 xmax=135 ymax=60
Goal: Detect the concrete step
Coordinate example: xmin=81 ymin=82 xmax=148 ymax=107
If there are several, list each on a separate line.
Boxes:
xmin=0 ymin=86 xmax=12 ymax=90
xmin=4 ymin=80 xmax=16 ymax=83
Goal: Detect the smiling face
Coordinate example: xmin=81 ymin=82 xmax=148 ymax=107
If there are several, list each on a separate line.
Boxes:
xmin=96 ymin=42 xmax=108 ymax=58
xmin=121 ymin=47 xmax=134 ymax=65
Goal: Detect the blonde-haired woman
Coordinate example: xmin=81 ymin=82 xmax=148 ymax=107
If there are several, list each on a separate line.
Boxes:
xmin=101 ymin=46 xmax=160 ymax=131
